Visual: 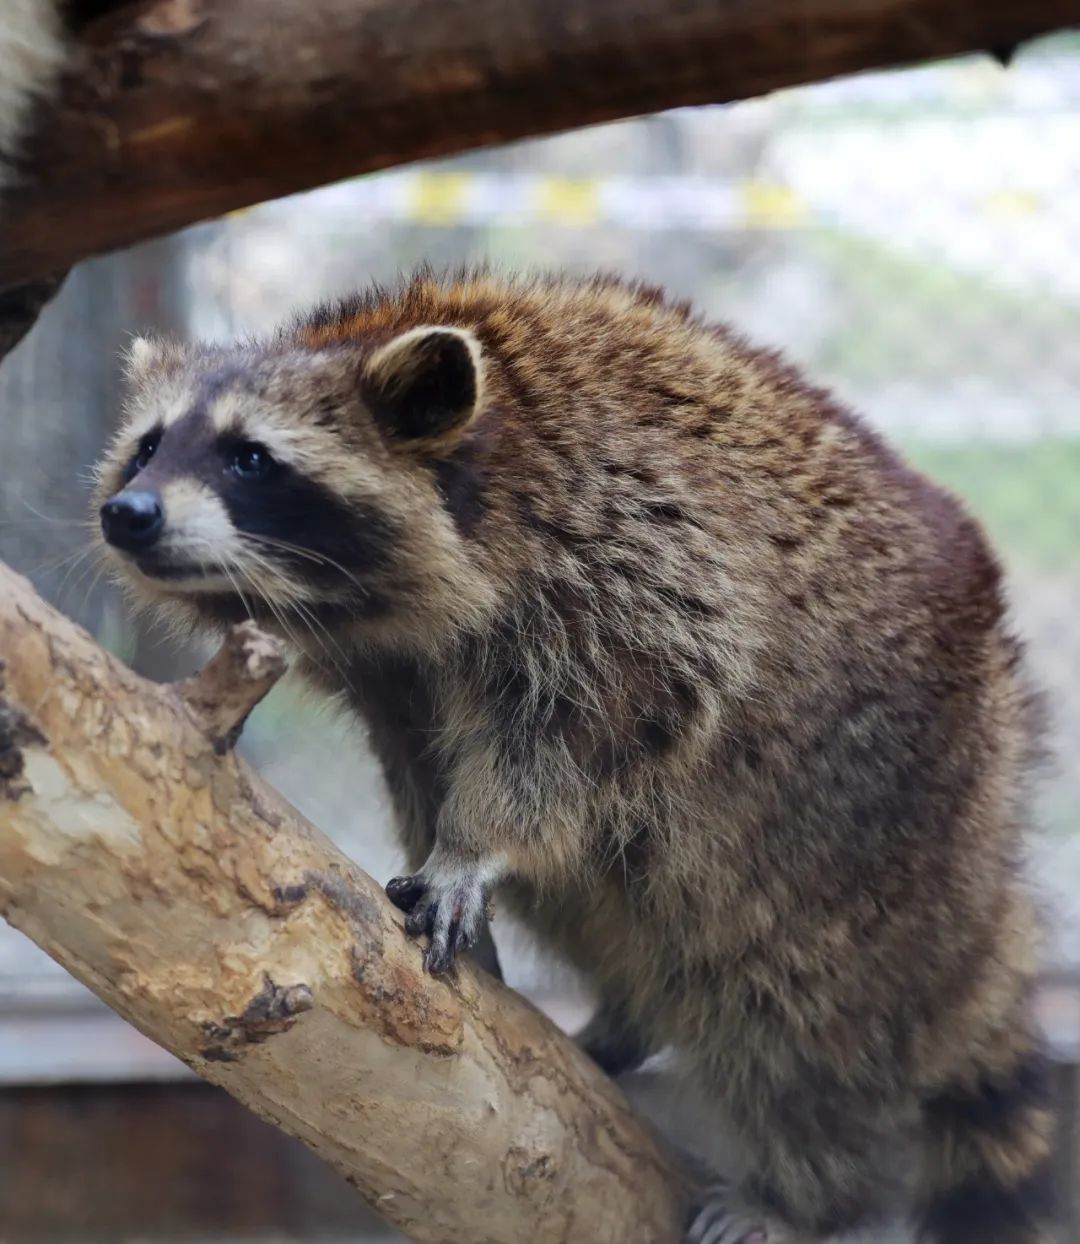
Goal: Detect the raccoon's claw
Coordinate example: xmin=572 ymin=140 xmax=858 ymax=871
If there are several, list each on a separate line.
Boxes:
xmin=385 ymin=870 xmax=492 ymax=975
xmin=684 ymin=1181 xmax=766 ymax=1244
xmin=385 ymin=873 xmax=428 ymax=913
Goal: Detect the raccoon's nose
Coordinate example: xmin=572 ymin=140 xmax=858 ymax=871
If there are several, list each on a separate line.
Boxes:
xmin=100 ymin=491 xmax=165 ymax=552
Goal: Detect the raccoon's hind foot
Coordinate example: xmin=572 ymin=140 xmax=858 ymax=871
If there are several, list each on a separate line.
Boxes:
xmin=685 ymin=1181 xmax=767 ymax=1244
xmin=576 ymin=995 xmax=654 ymax=1077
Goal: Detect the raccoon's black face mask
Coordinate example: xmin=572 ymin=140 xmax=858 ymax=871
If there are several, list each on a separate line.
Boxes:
xmin=94 ymin=326 xmax=488 ymax=639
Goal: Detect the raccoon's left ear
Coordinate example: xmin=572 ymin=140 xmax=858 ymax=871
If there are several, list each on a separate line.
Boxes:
xmin=123 ymin=335 xmax=168 ymax=386
xmin=361 ymin=325 xmax=483 ymax=449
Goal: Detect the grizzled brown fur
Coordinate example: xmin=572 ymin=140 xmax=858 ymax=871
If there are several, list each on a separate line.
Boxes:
xmin=94 ymin=270 xmax=1056 ymax=1243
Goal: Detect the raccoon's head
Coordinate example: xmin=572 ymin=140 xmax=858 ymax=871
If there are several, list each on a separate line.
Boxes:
xmin=93 ymin=323 xmax=497 ymax=653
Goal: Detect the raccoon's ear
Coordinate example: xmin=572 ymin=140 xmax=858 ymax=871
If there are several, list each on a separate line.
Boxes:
xmin=123 ymin=336 xmax=168 ymax=386
xmin=361 ymin=325 xmax=482 ymax=448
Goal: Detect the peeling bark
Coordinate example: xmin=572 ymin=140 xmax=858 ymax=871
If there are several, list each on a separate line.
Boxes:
xmin=175 ymin=620 xmax=288 ymax=752
xmin=0 ymin=561 xmax=684 ymax=1244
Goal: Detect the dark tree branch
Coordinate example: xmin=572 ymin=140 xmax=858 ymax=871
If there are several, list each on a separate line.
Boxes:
xmin=0 ymin=273 xmax=68 ymax=361
xmin=0 ymin=0 xmax=1076 ymax=294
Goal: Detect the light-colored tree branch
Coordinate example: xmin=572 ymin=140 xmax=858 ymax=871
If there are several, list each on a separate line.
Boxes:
xmin=0 ymin=560 xmax=685 ymax=1244
xmin=1 ymin=0 xmax=1076 ymax=292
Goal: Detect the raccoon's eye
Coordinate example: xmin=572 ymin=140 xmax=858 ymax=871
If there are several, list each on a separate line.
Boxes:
xmin=227 ymin=442 xmax=274 ymax=481
xmin=123 ymin=432 xmax=160 ymax=482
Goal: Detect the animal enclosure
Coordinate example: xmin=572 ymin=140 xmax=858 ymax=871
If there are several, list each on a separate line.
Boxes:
xmin=1 ymin=5 xmax=1079 ymax=1244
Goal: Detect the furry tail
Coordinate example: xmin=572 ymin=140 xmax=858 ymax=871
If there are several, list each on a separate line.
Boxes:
xmin=0 ymin=0 xmax=66 ymax=187
xmin=919 ymin=1042 xmax=1059 ymax=1244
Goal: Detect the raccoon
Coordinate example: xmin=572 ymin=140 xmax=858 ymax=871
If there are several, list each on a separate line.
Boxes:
xmin=93 ymin=270 xmax=1057 ymax=1243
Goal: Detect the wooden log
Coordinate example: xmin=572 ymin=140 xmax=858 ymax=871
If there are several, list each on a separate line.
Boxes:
xmin=1 ymin=0 xmax=1077 ymax=290
xmin=0 ymin=561 xmax=684 ymax=1244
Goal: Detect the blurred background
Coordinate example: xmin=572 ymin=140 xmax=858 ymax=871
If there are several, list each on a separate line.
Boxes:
xmin=1 ymin=31 xmax=1079 ymax=1242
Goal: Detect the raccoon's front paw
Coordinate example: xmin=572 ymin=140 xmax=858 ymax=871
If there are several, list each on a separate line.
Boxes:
xmin=684 ymin=1181 xmax=766 ymax=1244
xmin=385 ymin=868 xmax=493 ymax=975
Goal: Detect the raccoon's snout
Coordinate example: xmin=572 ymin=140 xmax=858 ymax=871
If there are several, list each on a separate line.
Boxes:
xmin=100 ymin=490 xmax=165 ymax=553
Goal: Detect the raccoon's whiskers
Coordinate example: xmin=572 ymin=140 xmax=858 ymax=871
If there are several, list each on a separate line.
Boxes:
xmin=242 ymin=533 xmax=370 ymax=597
xmin=55 ymin=542 xmax=107 ymax=609
xmin=235 ymin=547 xmax=353 ymax=688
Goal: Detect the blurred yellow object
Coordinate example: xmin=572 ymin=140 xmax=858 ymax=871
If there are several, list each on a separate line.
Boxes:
xmin=740 ymin=179 xmax=805 ymax=229
xmin=980 ymin=189 xmax=1041 ymax=219
xmin=410 ymin=173 xmax=474 ymax=225
xmin=537 ymin=178 xmax=601 ymax=226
